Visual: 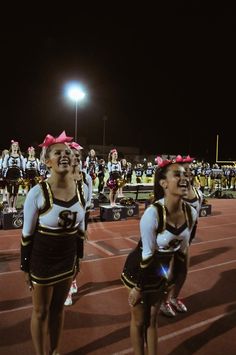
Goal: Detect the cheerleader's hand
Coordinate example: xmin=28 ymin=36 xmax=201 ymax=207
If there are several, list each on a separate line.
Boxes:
xmin=128 ymin=287 xmax=142 ymax=307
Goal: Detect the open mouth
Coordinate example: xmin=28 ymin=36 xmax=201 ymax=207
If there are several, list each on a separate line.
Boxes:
xmin=59 ymin=158 xmax=70 ymax=166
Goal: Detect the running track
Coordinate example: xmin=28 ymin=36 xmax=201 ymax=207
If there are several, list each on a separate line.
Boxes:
xmin=0 ymin=199 xmax=236 ymax=354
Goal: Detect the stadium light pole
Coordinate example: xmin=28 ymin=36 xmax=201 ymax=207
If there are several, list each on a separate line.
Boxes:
xmin=67 ymin=85 xmax=86 ymax=142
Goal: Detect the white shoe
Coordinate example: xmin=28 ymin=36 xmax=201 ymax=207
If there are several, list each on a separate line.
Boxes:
xmin=71 ymin=280 xmax=78 ymax=294
xmin=169 ymin=298 xmax=187 ymax=312
xmin=64 ymin=294 xmax=72 ymax=306
xmin=160 ymin=302 xmax=176 ymax=317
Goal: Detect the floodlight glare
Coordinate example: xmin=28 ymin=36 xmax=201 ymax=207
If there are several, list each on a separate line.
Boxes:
xmin=65 ymin=83 xmax=86 ymax=142
xmin=68 ymin=87 xmax=85 ymax=102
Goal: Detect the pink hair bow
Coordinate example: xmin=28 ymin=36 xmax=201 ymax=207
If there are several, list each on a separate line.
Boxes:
xmin=28 ymin=146 xmax=34 ymax=151
xmin=39 ymin=131 xmax=73 ymax=147
xmin=183 ymin=155 xmax=194 ymax=163
xmin=155 ymin=156 xmax=172 ymax=168
xmin=110 ymin=148 xmax=117 ymax=154
xmin=174 ymin=155 xmax=184 ymax=163
xmin=11 ymin=140 xmax=19 ymax=144
xmin=69 ymin=141 xmax=83 ymax=150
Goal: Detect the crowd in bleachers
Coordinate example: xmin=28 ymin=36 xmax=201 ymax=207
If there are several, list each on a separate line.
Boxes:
xmin=1 ymin=141 xmax=236 ymax=210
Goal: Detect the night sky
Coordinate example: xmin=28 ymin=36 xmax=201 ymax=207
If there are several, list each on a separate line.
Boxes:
xmin=1 ymin=4 xmax=235 ymax=163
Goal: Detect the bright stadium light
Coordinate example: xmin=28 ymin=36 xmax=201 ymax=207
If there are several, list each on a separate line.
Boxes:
xmin=66 ymin=83 xmax=86 ymax=142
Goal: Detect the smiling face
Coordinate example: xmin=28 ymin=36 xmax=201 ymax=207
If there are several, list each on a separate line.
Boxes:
xmin=160 ymin=163 xmax=188 ymax=197
xmin=71 ymin=148 xmax=81 ymax=168
xmin=183 ymin=163 xmax=194 ymax=185
xmin=45 ymin=143 xmax=73 ymax=174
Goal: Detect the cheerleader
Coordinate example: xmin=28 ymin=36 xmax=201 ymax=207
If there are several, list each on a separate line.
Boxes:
xmin=106 ymin=148 xmax=123 ymax=206
xmin=2 ymin=140 xmax=25 ymax=212
xmin=23 ymin=146 xmax=40 ymax=193
xmin=0 ymin=149 xmax=9 ymax=203
xmin=126 ymin=161 xmax=133 ymax=184
xmin=20 ymin=131 xmax=86 ymax=355
xmin=64 ymin=141 xmax=92 ymax=306
xmin=119 ymin=158 xmax=128 ymax=197
xmin=121 ymin=156 xmax=198 ymax=354
xmin=160 ymin=155 xmax=203 ymax=317
xmin=97 ymin=158 xmax=106 ymax=194
xmin=84 ymin=148 xmax=98 ymax=186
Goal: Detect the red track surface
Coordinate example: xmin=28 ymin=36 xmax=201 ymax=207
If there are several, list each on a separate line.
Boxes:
xmin=0 ymin=199 xmax=236 ymax=354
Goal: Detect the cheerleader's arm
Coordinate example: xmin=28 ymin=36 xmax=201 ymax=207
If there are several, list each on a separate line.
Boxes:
xmin=135 ymin=206 xmax=158 ymax=290
xmin=20 ymin=185 xmax=43 ymax=271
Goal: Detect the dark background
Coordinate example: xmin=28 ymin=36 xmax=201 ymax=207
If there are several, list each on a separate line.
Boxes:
xmin=0 ymin=4 xmax=235 ymax=163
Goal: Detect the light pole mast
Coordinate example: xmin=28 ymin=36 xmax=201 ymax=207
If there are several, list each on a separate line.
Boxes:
xmin=75 ymin=100 xmax=78 ymax=142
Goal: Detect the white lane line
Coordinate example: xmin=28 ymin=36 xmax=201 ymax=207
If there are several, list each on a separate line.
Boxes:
xmin=113 ymin=309 xmax=236 ymax=354
xmin=1 ymin=235 xmax=235 ymax=255
xmin=88 ymin=241 xmax=114 ymax=256
xmin=1 ymin=259 xmax=236 ymax=314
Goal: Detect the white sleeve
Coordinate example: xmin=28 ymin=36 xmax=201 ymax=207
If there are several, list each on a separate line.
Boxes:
xmin=107 ymin=161 xmax=112 ymax=173
xmin=118 ymin=161 xmax=122 ymax=173
xmin=86 ymin=174 xmax=93 ymax=206
xmin=2 ymin=154 xmax=9 ymax=169
xmin=140 ymin=206 xmax=158 ymax=260
xmin=22 ymin=184 xmax=44 ymax=236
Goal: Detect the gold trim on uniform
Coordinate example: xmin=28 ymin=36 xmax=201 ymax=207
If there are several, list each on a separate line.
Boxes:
xmin=37 ymin=228 xmax=78 ymax=236
xmin=140 ymin=255 xmax=154 ymax=269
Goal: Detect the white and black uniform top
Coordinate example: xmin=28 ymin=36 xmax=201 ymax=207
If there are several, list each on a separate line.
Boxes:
xmin=24 ymin=157 xmax=40 ymax=171
xmin=121 ymin=199 xmax=198 ymax=292
xmin=183 ymin=187 xmax=203 ymax=215
xmin=140 ymin=198 xmax=198 ymax=258
xmin=21 ymin=180 xmax=86 ymax=285
xmin=82 ymin=169 xmax=93 ymax=210
xmin=2 ymin=154 xmax=25 ymax=179
xmin=107 ymin=161 xmax=122 ymax=174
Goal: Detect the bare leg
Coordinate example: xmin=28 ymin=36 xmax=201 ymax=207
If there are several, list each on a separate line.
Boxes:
xmin=171 ymin=251 xmax=189 ymax=298
xmin=31 ymin=284 xmax=53 ymax=355
xmin=109 ymin=189 xmax=117 ymax=205
xmin=145 ymin=303 xmax=160 ymax=355
xmin=130 ymin=303 xmax=145 ymax=355
xmin=48 ymin=278 xmax=73 ymax=354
